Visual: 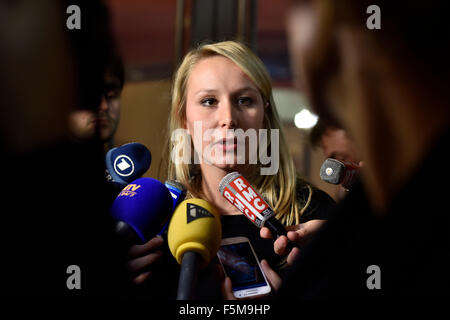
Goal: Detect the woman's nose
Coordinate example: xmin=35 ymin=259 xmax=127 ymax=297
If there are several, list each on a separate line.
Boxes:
xmin=218 ymin=99 xmax=237 ymax=129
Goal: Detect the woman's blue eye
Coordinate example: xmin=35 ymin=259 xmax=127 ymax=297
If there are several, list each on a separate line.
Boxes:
xmin=201 ymin=98 xmax=217 ymax=106
xmin=238 ymin=97 xmax=253 ymax=106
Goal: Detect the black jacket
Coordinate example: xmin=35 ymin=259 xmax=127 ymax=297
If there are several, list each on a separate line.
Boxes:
xmin=278 ymin=130 xmax=450 ymax=299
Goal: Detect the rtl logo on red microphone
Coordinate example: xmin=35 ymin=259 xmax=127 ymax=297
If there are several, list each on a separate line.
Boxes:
xmin=222 ymin=174 xmax=271 ymax=227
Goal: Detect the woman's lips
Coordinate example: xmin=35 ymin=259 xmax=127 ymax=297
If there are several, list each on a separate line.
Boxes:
xmin=215 ymin=138 xmax=238 ymax=151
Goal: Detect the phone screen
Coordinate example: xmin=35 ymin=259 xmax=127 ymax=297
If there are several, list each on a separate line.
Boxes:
xmin=217 ymin=241 xmax=267 ymax=291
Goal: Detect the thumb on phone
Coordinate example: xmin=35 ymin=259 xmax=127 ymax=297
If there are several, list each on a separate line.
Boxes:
xmin=260 ymin=259 xmax=281 ymax=291
xmin=216 ymin=264 xmax=236 ymax=300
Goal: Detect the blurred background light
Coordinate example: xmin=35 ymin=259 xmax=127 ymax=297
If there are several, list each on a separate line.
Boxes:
xmin=294 ymin=109 xmax=319 ymax=129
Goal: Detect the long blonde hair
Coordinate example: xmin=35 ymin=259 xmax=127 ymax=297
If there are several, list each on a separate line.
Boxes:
xmin=163 ymin=41 xmax=312 ymax=226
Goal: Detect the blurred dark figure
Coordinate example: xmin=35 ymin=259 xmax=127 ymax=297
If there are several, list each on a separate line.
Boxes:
xmin=280 ymin=0 xmax=450 ymax=298
xmin=68 ymin=52 xmax=124 ymax=152
xmin=310 ymin=118 xmax=362 ymax=201
xmin=310 ymin=119 xmax=361 ymax=165
xmin=0 ymin=0 xmax=129 ymax=298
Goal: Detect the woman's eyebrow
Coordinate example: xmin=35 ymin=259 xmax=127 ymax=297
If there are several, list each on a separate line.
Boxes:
xmin=232 ymin=86 xmax=259 ymax=95
xmin=195 ymin=86 xmax=258 ymax=96
xmin=194 ymin=89 xmax=218 ymax=97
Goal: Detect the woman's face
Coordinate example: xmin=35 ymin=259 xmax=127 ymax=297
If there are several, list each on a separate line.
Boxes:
xmin=184 ymin=55 xmax=266 ymax=171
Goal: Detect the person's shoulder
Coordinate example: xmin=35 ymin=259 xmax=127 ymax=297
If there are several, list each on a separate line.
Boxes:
xmin=295 ymin=177 xmax=336 ymax=222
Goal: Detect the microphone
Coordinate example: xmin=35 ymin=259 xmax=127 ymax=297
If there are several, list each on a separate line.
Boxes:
xmin=157 ymin=180 xmax=187 ymax=236
xmin=165 ymin=180 xmax=188 ymax=211
xmin=167 ymin=199 xmax=222 ymax=300
xmin=110 ymin=177 xmax=173 ymax=244
xmin=105 ymin=142 xmax=152 ymax=188
xmin=319 ymin=158 xmax=359 ymax=190
xmin=219 ymin=172 xmax=291 ymax=240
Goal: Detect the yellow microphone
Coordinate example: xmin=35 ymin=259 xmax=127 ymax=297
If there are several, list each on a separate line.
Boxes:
xmin=168 ymin=198 xmax=222 ymax=300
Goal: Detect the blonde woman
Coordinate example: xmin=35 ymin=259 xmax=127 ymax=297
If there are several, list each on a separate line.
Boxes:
xmin=127 ymin=41 xmax=335 ymax=298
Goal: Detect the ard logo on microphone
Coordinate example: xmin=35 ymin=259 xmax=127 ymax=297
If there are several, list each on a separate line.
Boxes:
xmin=186 ymin=203 xmax=213 ymax=223
xmin=118 ymin=184 xmax=141 ymax=197
xmin=114 ymin=155 xmax=135 ymax=177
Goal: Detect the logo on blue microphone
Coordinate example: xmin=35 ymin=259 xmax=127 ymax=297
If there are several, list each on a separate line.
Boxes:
xmin=114 ymin=155 xmax=135 ymax=177
xmin=118 ymin=183 xmax=141 ymax=197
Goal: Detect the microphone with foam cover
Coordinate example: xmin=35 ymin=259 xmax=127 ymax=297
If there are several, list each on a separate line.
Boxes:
xmin=168 ymin=199 xmax=222 ymax=300
xmin=105 ymin=142 xmax=151 ymax=188
xmin=319 ymin=158 xmax=359 ymax=190
xmin=110 ymin=177 xmax=173 ymax=244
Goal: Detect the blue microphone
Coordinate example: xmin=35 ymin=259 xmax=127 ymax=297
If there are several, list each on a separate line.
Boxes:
xmin=157 ymin=180 xmax=187 ymax=236
xmin=110 ymin=177 xmax=173 ymax=244
xmin=105 ymin=142 xmax=151 ymax=187
xmin=165 ymin=180 xmax=187 ymax=211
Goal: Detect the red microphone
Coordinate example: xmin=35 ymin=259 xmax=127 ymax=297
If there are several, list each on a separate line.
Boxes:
xmin=219 ymin=172 xmax=288 ymax=239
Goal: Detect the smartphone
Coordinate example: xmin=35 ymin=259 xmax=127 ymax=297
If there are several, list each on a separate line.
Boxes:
xmin=217 ymin=236 xmax=271 ymax=299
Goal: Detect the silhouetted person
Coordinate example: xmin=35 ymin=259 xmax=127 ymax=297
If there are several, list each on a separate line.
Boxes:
xmin=0 ymin=0 xmax=129 ymax=298
xmin=69 ymin=53 xmax=124 ymax=152
xmin=276 ymin=0 xmax=450 ymax=298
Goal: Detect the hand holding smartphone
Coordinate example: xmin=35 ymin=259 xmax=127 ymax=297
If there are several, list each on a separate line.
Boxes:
xmin=217 ymin=237 xmax=271 ymax=299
